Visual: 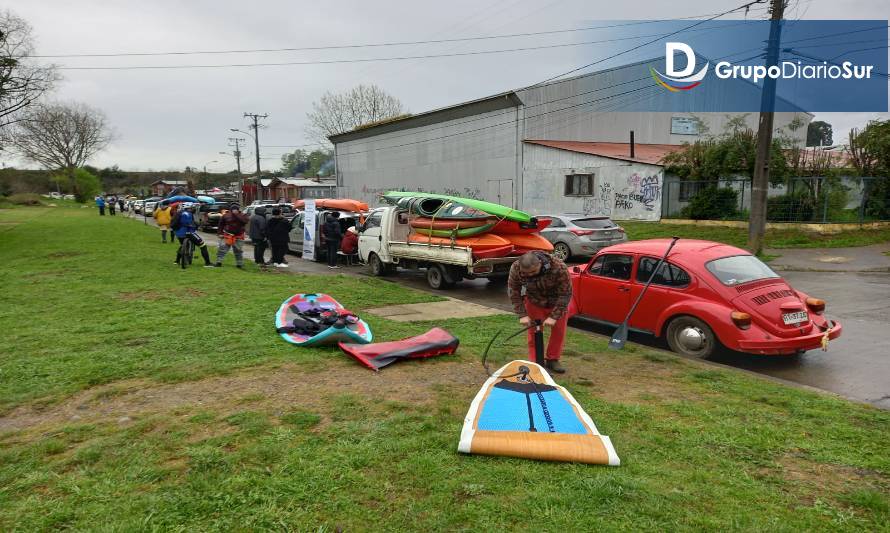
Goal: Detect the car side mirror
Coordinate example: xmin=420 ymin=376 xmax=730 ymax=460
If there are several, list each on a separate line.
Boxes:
xmin=572 ymin=266 xmax=582 ymax=274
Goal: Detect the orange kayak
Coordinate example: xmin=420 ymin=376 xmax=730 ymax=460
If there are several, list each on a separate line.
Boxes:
xmin=408 ymin=232 xmax=511 ymax=251
xmin=293 ymin=198 xmax=369 ymax=212
xmin=500 ymin=233 xmax=554 ymax=253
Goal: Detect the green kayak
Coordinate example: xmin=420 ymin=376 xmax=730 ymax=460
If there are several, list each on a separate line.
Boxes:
xmin=383 ymin=191 xmax=532 ymax=223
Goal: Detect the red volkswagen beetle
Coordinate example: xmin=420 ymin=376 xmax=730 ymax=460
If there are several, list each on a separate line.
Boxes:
xmin=569 ymin=239 xmax=842 ymax=359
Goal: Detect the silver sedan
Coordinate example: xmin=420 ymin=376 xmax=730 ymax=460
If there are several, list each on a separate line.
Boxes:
xmin=538 ymin=214 xmax=628 ymax=261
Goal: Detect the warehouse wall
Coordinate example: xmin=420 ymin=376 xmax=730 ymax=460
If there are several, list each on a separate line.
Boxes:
xmin=516 ymin=58 xmax=810 ymax=146
xmin=335 ymin=106 xmax=520 ymax=208
xmin=522 ymin=143 xmax=664 ymax=221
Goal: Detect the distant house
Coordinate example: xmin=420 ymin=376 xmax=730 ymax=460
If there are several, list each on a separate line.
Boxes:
xmin=150 ymin=180 xmax=190 ymax=196
xmin=263 ymin=177 xmax=337 ymax=203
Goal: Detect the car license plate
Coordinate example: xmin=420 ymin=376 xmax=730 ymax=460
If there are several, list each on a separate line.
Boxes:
xmin=782 ymin=311 xmax=809 ymax=325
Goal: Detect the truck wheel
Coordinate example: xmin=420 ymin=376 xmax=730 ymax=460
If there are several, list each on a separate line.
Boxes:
xmin=369 ymin=253 xmax=388 ymax=276
xmin=427 ymin=264 xmax=454 ymax=290
xmin=666 ymin=316 xmax=717 ymax=359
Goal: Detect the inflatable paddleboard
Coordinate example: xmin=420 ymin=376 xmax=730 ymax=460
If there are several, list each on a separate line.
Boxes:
xmin=293 ymin=198 xmax=369 ymax=212
xmin=275 ymin=293 xmax=372 ymax=346
xmin=458 ymin=360 xmax=620 ymax=465
xmin=339 ymin=327 xmax=459 ymax=371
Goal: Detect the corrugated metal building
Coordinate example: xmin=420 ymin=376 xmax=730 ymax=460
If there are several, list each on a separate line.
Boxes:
xmin=330 ymin=57 xmax=812 ymax=221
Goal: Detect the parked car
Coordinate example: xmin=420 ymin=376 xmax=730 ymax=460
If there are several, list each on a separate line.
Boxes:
xmin=143 ymin=197 xmax=163 ymax=215
xmin=569 ymin=239 xmax=842 ymax=359
xmin=132 ymin=200 xmax=145 ymax=214
xmin=197 ymin=203 xmax=225 ymax=231
xmin=245 ymin=203 xmax=297 ymax=221
xmin=538 ymin=214 xmax=627 ymax=261
xmin=288 ymin=208 xmax=362 ymax=262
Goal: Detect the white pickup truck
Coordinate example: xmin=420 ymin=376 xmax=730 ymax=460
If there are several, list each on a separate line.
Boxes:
xmin=358 ymin=206 xmax=517 ymax=289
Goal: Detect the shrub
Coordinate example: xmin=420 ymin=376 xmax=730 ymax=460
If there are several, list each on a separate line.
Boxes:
xmin=767 ymin=192 xmax=814 ymax=222
xmin=7 ymin=193 xmax=43 ymax=206
xmin=681 ymin=186 xmax=739 ymax=220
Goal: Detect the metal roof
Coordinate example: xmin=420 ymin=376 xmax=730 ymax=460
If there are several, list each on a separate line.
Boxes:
xmin=328 ymin=91 xmax=523 ymax=144
xmin=524 ymin=140 xmax=684 ymax=165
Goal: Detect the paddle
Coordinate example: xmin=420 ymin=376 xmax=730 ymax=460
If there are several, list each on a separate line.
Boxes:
xmin=608 ymin=237 xmax=680 ymax=351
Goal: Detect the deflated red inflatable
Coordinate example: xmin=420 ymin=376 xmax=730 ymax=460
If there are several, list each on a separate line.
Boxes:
xmin=339 ymin=327 xmax=459 ymax=371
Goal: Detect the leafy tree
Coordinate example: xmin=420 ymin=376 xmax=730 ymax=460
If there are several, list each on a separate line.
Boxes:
xmin=305 ymin=84 xmax=407 ymax=146
xmin=806 ymin=120 xmax=833 ymax=147
xmin=280 ymin=148 xmax=333 ymax=177
xmin=50 ymin=167 xmax=100 ymax=202
xmin=849 ymin=120 xmax=890 ymax=219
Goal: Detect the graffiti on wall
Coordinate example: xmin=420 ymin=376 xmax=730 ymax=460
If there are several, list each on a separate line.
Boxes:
xmin=582 ymin=182 xmax=613 ymax=216
xmin=611 ymin=173 xmax=661 ymax=212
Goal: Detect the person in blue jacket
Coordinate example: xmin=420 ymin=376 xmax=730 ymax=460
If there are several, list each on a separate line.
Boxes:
xmin=95 ymin=195 xmax=106 ymax=216
xmin=172 ymin=204 xmax=213 ymax=267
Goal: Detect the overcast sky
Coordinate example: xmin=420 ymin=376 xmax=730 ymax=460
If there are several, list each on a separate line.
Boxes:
xmin=4 ymin=0 xmax=888 ymax=172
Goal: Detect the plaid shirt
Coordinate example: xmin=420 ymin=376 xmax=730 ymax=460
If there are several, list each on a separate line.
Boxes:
xmin=508 ymin=255 xmax=573 ymax=320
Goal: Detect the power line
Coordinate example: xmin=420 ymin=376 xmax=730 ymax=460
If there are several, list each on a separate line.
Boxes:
xmin=55 ymin=23 xmax=752 ymax=71
xmin=36 ymin=13 xmax=737 ymax=59
xmin=528 ymin=0 xmax=768 ymax=87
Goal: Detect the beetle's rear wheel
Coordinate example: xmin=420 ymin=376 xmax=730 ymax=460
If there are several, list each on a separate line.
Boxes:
xmin=666 ymin=316 xmax=717 ymax=359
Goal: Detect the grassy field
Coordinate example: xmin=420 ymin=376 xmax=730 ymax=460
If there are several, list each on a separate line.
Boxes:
xmin=1 ymin=206 xmax=889 ymax=531
xmin=622 ymin=221 xmax=890 ymax=249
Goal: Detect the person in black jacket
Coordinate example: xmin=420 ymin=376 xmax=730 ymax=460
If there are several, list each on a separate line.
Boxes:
xmin=248 ymin=206 xmax=269 ymax=266
xmin=321 ymin=212 xmax=342 ymax=269
xmin=265 ymin=207 xmax=291 ymax=268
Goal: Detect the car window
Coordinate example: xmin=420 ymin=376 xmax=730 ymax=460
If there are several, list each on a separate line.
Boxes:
xmin=706 ymin=255 xmax=780 ymax=286
xmin=587 ymin=254 xmax=632 ymax=280
xmin=542 ymin=217 xmax=565 ymax=228
xmin=636 ymin=257 xmax=691 ymax=287
xmin=571 ymin=218 xmax=615 ymax=229
xmin=363 ymin=212 xmax=382 ymax=231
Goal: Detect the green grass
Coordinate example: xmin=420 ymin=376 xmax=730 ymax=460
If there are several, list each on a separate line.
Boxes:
xmin=1 ymin=207 xmax=889 ymax=531
xmin=622 ymin=221 xmax=890 ymax=249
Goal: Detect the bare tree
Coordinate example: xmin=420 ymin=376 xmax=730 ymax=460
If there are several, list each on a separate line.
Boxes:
xmin=8 ymin=102 xmax=112 ymax=196
xmin=306 ymin=84 xmax=407 ymax=145
xmin=0 ymin=10 xmax=58 ymax=130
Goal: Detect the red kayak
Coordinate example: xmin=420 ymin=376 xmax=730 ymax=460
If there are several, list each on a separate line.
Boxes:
xmin=472 ymin=244 xmax=515 ymax=260
xmin=409 ymin=217 xmax=494 ymax=230
xmin=490 ymin=217 xmax=552 ymax=234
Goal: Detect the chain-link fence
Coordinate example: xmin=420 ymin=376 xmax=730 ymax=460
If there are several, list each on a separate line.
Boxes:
xmin=661 ymin=176 xmax=890 ymax=223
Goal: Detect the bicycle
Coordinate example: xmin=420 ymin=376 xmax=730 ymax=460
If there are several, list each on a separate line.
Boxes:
xmin=178 ymin=237 xmax=194 ymax=269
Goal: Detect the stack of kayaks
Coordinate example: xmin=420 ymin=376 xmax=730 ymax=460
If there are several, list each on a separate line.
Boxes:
xmin=383 ymin=191 xmax=553 ymax=260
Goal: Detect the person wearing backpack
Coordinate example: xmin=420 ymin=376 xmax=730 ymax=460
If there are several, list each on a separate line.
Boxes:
xmin=171 ymin=204 xmax=213 ymax=268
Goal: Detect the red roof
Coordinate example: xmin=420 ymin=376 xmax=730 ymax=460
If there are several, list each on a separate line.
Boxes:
xmin=524 ymin=140 xmax=685 ymax=165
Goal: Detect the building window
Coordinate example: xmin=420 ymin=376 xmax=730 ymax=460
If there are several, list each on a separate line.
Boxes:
xmin=564 ymin=174 xmax=594 ymax=196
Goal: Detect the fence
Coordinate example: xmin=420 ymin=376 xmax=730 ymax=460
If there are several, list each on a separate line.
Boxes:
xmin=661 ymin=176 xmax=890 ymax=224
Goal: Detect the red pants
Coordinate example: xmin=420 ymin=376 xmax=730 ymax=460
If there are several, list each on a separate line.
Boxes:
xmin=524 ymin=300 xmax=568 ymax=361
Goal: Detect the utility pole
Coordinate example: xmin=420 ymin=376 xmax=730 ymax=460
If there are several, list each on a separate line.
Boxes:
xmin=244 ymin=113 xmax=268 ymax=201
xmin=228 ymin=137 xmax=244 ymax=202
xmin=748 ymin=0 xmax=786 ymax=255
